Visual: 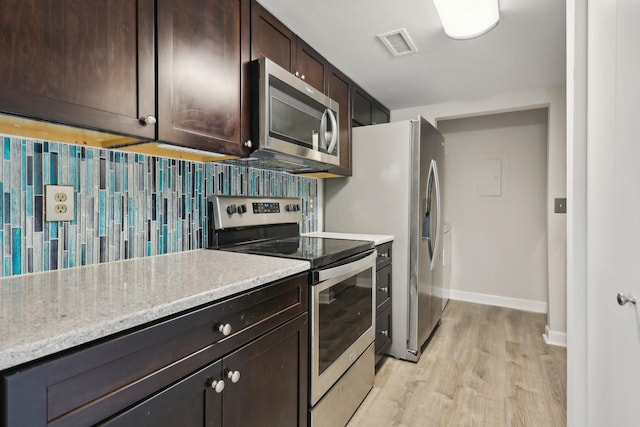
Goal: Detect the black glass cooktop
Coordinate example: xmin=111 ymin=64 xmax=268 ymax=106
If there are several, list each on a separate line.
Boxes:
xmin=222 ymin=236 xmax=374 ymax=269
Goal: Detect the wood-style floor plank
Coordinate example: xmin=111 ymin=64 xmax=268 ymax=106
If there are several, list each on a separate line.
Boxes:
xmin=348 ymin=300 xmax=566 ymax=427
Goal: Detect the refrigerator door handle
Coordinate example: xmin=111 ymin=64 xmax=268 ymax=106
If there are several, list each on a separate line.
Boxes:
xmin=422 ymin=160 xmax=435 ymax=264
xmin=430 ymin=160 xmax=442 ymax=271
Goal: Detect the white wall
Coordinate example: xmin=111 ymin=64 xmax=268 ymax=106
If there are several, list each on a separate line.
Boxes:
xmin=566 ymin=0 xmax=587 ymax=424
xmin=437 ymin=109 xmax=549 ymax=306
xmin=393 ymin=86 xmax=567 ymax=343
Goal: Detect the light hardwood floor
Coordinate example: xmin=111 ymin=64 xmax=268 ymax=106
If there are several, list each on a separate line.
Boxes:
xmin=348 ymin=300 xmax=567 ymax=427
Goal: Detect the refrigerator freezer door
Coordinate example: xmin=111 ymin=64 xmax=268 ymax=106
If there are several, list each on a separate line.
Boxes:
xmin=407 ymin=121 xmax=441 ymax=360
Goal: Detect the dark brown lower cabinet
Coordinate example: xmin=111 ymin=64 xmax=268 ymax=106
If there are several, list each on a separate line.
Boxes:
xmin=375 ymin=242 xmax=393 ymax=364
xmin=101 ymin=314 xmax=308 ymax=427
xmin=101 ymin=361 xmax=223 ymax=427
xmin=2 ymin=273 xmax=308 ymax=427
xmin=223 ymin=314 xmax=307 ymax=427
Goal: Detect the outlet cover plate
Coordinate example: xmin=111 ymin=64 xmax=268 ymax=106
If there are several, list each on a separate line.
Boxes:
xmin=45 ymin=185 xmax=75 ymax=221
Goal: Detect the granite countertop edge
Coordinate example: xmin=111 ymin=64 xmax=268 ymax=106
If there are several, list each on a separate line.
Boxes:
xmin=0 ymin=250 xmax=310 ymax=372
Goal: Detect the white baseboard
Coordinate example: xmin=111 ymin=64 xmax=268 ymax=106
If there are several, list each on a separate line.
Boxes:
xmin=543 ymin=325 xmax=567 ymax=347
xmin=447 ymin=289 xmax=548 ymax=313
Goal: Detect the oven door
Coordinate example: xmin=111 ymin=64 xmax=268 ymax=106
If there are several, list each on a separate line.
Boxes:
xmin=310 ymin=250 xmax=376 ymax=406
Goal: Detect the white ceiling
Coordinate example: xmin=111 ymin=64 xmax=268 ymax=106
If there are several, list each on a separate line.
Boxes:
xmin=256 ymin=0 xmax=566 ymax=110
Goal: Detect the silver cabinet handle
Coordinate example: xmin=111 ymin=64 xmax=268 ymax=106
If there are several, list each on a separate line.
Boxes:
xmin=379 ymin=253 xmax=389 ymax=258
xmin=300 ymin=74 xmax=305 ymax=80
xmin=378 ymin=287 xmax=389 ymax=292
xmin=227 ymin=370 xmax=241 ymax=383
xmin=218 ymin=323 xmax=232 ymax=336
xmin=209 ymin=379 xmax=225 ymax=393
xmin=617 ymin=292 xmax=637 ymax=306
xmin=140 ymin=115 xmax=156 ymax=125
xmin=379 ymin=330 xmax=389 ymax=336
xmin=243 ymin=140 xmax=252 ymax=148
xmin=294 ymin=71 xmax=300 ymax=77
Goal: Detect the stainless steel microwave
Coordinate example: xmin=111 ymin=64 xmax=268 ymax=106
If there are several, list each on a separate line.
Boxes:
xmin=249 ymin=58 xmax=340 ymax=173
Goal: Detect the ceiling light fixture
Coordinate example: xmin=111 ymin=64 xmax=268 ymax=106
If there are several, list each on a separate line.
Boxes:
xmin=432 ymin=0 xmax=500 ymax=40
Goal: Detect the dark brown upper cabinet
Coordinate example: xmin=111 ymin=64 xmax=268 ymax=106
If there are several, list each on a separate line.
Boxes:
xmin=0 ymin=0 xmax=251 ymax=157
xmin=157 ymin=0 xmax=251 ymax=156
xmin=251 ymin=1 xmax=328 ymax=92
xmin=325 ymin=67 xmax=352 ymax=177
xmin=352 ymin=85 xmax=390 ymax=127
xmin=250 ymin=1 xmax=295 ymax=73
xmin=0 ymin=0 xmax=156 ymax=141
xmin=0 ymin=0 xmax=389 ymax=166
xmin=372 ymin=103 xmax=391 ymax=125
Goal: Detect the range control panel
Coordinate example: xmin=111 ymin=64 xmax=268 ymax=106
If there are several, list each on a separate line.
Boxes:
xmin=252 ymin=202 xmax=280 ymax=214
xmin=209 ymin=195 xmax=302 ymax=230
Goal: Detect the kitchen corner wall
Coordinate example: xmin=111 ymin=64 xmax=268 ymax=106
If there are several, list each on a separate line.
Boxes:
xmin=0 ymin=133 xmax=318 ymax=278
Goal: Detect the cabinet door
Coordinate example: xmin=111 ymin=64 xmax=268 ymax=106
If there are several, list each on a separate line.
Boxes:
xmin=376 ymin=264 xmax=392 ymax=309
xmin=223 ymin=314 xmax=308 ymax=427
xmin=352 ymin=86 xmax=373 ymax=126
xmin=372 ymin=103 xmax=390 ymax=125
xmin=250 ymin=0 xmax=296 ymax=72
xmin=375 ymin=304 xmax=392 ymax=357
xmin=326 ymin=67 xmax=352 ymax=176
xmin=100 ymin=361 xmax=223 ymax=427
xmin=157 ymin=0 xmax=250 ymax=156
xmin=295 ymin=40 xmax=328 ymax=92
xmin=251 ymin=1 xmax=326 ymax=93
xmin=0 ymin=0 xmax=155 ymax=139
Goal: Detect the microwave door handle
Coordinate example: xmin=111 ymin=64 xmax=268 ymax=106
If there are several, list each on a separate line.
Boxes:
xmin=319 ymin=110 xmax=328 ymax=149
xmin=326 ymin=109 xmax=338 ymax=154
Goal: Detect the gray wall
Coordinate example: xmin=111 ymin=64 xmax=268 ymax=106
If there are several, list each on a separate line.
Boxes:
xmin=438 ymin=108 xmax=549 ymax=305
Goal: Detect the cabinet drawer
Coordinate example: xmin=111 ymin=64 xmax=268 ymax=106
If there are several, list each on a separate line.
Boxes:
xmin=3 ymin=273 xmax=308 ymax=427
xmin=375 ymin=304 xmax=392 ymax=355
xmin=376 ymin=242 xmax=392 ymax=269
xmin=376 ymin=264 xmax=391 ymax=309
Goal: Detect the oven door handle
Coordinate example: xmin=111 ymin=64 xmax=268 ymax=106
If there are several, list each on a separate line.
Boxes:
xmin=315 ymin=250 xmax=377 ymax=282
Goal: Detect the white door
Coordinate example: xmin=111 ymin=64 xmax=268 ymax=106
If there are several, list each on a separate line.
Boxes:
xmin=587 ymin=0 xmax=640 ymax=425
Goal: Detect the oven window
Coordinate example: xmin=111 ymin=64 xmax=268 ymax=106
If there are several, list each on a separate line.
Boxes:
xmin=318 ymin=270 xmax=373 ymax=375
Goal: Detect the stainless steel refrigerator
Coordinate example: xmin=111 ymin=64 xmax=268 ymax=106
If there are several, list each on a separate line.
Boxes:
xmin=324 ymin=116 xmax=444 ymax=362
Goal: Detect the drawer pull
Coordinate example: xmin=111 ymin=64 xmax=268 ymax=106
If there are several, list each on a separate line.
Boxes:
xmin=209 ymin=379 xmax=225 ymax=393
xmin=218 ymin=323 xmax=233 ymax=336
xmin=227 ymin=370 xmax=241 ymax=383
xmin=379 ymin=330 xmax=389 ymax=336
xmin=378 ymin=287 xmax=389 ymax=293
xmin=379 ymin=253 xmax=389 ymax=258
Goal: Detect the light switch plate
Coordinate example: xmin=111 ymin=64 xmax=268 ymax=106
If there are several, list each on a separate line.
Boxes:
xmin=45 ymin=185 xmax=75 ymax=221
xmin=554 ymin=197 xmax=567 ymax=214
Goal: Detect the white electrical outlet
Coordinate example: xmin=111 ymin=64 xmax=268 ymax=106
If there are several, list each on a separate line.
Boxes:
xmin=45 ymin=185 xmax=75 ymax=221
xmin=308 ymin=196 xmax=315 ymax=212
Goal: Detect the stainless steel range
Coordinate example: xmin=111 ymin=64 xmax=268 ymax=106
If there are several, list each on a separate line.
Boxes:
xmin=208 ymin=195 xmax=376 ymax=427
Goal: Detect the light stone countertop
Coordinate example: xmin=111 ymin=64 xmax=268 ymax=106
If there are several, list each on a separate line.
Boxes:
xmin=303 ymin=232 xmax=394 ymax=246
xmin=0 ymin=250 xmax=310 ymax=372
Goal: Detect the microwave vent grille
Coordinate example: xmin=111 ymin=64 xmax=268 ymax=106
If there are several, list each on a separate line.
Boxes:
xmin=220 ymin=157 xmax=328 ymax=174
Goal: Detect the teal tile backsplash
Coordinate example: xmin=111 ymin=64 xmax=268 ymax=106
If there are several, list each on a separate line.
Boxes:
xmin=0 ymin=134 xmax=318 ymax=277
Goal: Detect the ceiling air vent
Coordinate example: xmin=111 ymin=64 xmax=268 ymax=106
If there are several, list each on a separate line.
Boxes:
xmin=377 ymin=28 xmax=418 ymax=57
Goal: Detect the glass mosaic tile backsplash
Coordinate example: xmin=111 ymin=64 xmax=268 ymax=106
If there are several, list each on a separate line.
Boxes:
xmin=0 ymin=134 xmax=318 ymax=277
